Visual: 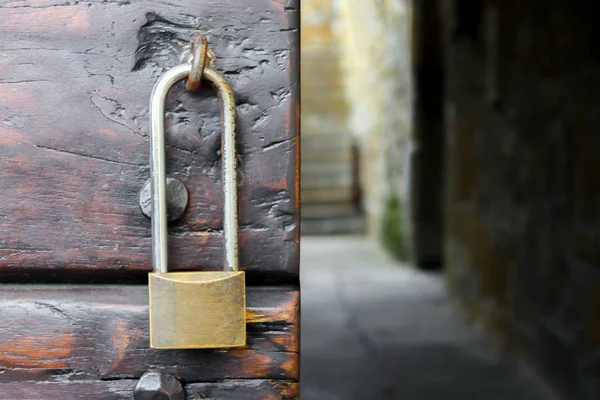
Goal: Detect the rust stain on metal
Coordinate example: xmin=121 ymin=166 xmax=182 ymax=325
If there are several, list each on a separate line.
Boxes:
xmin=186 ymin=35 xmax=209 ymax=92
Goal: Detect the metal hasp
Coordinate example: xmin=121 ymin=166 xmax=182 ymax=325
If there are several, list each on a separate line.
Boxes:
xmin=147 ymin=40 xmax=246 ymax=350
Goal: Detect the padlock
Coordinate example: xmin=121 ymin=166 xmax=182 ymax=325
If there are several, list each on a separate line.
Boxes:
xmin=147 ymin=62 xmax=246 ymax=350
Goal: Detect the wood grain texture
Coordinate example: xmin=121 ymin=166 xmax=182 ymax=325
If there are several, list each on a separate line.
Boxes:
xmin=186 ymin=379 xmax=299 ymax=399
xmin=0 ymin=379 xmax=299 ymax=400
xmin=0 ymin=285 xmax=299 ymax=384
xmin=0 ymin=0 xmax=300 ymax=281
xmin=0 ymin=380 xmax=137 ymax=400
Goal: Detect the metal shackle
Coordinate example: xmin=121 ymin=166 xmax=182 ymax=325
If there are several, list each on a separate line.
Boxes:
xmin=149 ymin=64 xmax=238 ymax=274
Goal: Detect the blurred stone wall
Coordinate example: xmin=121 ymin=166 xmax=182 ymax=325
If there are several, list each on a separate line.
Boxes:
xmin=336 ymin=0 xmax=413 ymax=256
xmin=300 ymin=0 xmax=413 ymax=250
xmin=443 ymin=1 xmax=600 ymax=398
xmin=300 ymin=0 xmax=354 ymax=207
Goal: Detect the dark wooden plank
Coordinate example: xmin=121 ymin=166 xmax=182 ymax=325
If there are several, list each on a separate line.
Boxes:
xmin=0 ymin=0 xmax=300 ymax=280
xmin=0 ymin=285 xmax=299 ymax=383
xmin=0 ymin=379 xmax=137 ymax=400
xmin=186 ymin=379 xmax=299 ymax=399
xmin=0 ymin=379 xmax=299 ymax=400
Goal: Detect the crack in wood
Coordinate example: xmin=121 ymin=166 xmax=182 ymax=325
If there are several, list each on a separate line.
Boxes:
xmin=34 ymin=145 xmax=145 ymax=167
xmin=89 ymin=94 xmax=144 ymax=137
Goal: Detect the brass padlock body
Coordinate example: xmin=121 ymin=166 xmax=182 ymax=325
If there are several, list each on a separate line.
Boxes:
xmin=149 ymin=271 xmax=246 ymax=349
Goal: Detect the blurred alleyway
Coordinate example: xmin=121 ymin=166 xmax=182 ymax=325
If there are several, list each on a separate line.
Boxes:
xmin=301 ymin=1 xmax=600 ymax=398
xmin=300 ymin=236 xmax=556 ymax=399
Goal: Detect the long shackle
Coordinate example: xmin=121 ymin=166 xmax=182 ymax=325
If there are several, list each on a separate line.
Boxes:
xmin=149 ymin=64 xmax=238 ymax=274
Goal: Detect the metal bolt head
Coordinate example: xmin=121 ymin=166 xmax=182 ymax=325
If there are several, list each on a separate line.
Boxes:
xmin=133 ymin=372 xmax=185 ymax=400
xmin=139 ymin=177 xmax=189 ymax=222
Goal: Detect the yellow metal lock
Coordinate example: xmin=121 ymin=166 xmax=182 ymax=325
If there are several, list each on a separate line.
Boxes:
xmin=147 ymin=60 xmax=246 ymax=350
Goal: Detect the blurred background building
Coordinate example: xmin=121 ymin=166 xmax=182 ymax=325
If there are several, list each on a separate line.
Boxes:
xmin=300 ymin=1 xmax=600 ymax=399
xmin=301 ymin=0 xmax=414 ymax=253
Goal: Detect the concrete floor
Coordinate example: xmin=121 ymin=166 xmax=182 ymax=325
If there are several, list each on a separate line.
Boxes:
xmin=300 ymin=236 xmax=556 ymax=400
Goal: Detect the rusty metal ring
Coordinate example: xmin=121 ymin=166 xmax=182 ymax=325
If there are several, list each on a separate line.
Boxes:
xmin=186 ymin=35 xmax=208 ymax=92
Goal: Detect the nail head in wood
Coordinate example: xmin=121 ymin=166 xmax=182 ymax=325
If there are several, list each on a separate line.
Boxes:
xmin=133 ymin=372 xmax=185 ymax=400
xmin=139 ymin=178 xmax=188 ymax=222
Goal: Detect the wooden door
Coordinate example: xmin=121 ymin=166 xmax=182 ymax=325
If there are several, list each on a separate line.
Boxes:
xmin=0 ymin=0 xmax=300 ymax=398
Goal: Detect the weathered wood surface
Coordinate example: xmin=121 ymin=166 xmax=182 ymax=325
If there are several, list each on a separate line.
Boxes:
xmin=0 ymin=379 xmax=299 ymax=400
xmin=0 ymin=0 xmax=300 ymax=281
xmin=0 ymin=286 xmax=299 ymax=385
xmin=0 ymin=380 xmax=137 ymax=400
xmin=186 ymin=379 xmax=299 ymax=399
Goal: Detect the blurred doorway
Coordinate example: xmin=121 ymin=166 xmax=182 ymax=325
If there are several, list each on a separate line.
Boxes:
xmin=300 ymin=0 xmax=364 ymax=235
